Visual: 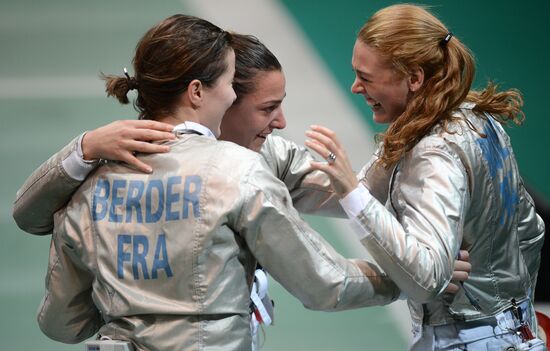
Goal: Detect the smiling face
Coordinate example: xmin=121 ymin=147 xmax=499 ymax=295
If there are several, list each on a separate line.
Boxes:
xmin=350 ymin=40 xmax=411 ymax=124
xmin=220 ymin=69 xmax=287 ymax=151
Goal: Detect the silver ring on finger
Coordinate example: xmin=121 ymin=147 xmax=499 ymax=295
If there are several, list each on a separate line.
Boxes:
xmin=326 ymin=152 xmax=337 ymax=165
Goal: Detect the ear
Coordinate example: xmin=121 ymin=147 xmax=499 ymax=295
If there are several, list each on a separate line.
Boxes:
xmin=186 ymin=79 xmax=203 ymax=108
xmin=408 ymin=66 xmax=424 ymax=92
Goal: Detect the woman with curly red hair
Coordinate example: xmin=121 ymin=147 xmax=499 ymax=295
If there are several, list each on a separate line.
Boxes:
xmin=306 ymin=4 xmax=546 ymax=350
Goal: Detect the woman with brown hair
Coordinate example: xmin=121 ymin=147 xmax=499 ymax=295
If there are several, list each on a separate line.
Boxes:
xmin=305 ymin=4 xmax=545 ymax=350
xmin=35 ymin=14 xmax=401 ymax=351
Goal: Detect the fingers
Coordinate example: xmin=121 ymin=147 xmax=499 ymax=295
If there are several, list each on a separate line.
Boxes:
xmin=83 ymin=119 xmax=178 ymax=173
xmin=306 ymin=126 xmax=351 ymax=168
xmin=121 ymin=154 xmax=153 ymax=174
xmin=128 ymin=128 xmax=175 ymax=142
xmin=451 ymin=270 xmax=469 ymax=282
xmin=305 ymin=130 xmax=338 ymax=155
xmin=309 ymin=160 xmax=337 ymax=177
xmin=452 ymin=258 xmax=471 ymax=283
xmin=454 ymin=259 xmax=471 ymax=272
xmin=310 ymin=125 xmax=342 ymax=149
xmin=125 ymin=140 xmax=170 ymax=154
xmin=447 ymin=250 xmax=472 ymax=294
xmin=305 ymin=126 xmax=342 ymax=163
xmin=304 ymin=125 xmax=358 ymax=197
xmin=116 ymin=141 xmax=171 ymax=173
xmin=304 ymin=139 xmax=331 ymax=161
xmin=457 ymin=250 xmax=470 ymax=262
xmin=445 ymin=282 xmax=459 ymax=294
xmin=117 ymin=120 xmax=175 ymax=142
xmin=453 ymin=258 xmax=471 ymax=280
xmin=126 ymin=119 xmax=175 ymax=133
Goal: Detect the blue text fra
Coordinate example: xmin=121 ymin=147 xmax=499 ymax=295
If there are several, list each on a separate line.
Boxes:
xmin=92 ymin=175 xmax=202 ymax=222
xmin=117 ymin=234 xmax=173 ymax=280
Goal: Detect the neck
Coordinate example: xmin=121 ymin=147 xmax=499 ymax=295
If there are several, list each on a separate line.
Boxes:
xmin=157 ymin=106 xmax=201 ymax=126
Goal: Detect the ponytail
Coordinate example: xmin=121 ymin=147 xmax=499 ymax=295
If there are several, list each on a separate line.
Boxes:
xmin=468 ymin=83 xmax=524 ymax=126
xmin=101 ymin=71 xmax=137 ymax=105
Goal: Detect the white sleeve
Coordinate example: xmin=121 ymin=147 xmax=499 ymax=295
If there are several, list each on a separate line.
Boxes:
xmin=61 ymin=132 xmax=99 ymax=181
xmin=339 ymin=183 xmax=370 ymax=239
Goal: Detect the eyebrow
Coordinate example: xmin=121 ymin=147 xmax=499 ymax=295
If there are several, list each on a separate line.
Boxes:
xmin=260 ymin=92 xmax=287 ymax=106
xmin=353 ymin=67 xmax=372 ymax=78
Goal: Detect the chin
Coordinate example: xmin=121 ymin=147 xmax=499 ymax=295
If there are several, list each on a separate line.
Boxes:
xmin=373 ymin=113 xmax=392 ymax=124
xmin=372 ymin=114 xmax=385 ymax=124
xmin=250 ymin=139 xmax=265 ymax=152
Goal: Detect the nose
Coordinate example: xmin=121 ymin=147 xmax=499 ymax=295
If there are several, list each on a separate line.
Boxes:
xmin=271 ymin=110 xmax=287 ymax=130
xmin=351 ymin=77 xmax=364 ymax=95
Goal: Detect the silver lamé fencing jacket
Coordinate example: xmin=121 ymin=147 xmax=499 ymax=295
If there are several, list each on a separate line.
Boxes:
xmin=351 ymin=103 xmax=545 ymax=326
xmin=36 ymin=134 xmax=399 ymax=350
xmin=256 ymin=105 xmax=544 ymax=327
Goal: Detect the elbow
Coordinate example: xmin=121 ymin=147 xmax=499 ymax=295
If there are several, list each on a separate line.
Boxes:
xmin=300 ymin=276 xmax=372 ymax=312
xmin=38 ymin=317 xmax=86 ymax=344
xmin=38 ymin=314 xmax=99 ymax=344
xmin=301 ymin=290 xmax=339 ymax=311
xmin=13 ymin=218 xmax=53 ymax=235
xmin=297 ymin=280 xmax=346 ymax=311
xmin=304 ymin=299 xmax=340 ymax=312
xmin=36 ymin=298 xmax=99 ymax=344
xmin=12 ymin=206 xmax=52 ymax=235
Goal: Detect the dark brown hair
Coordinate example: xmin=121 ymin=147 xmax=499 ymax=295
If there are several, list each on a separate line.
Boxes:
xmin=231 ymin=33 xmax=282 ymax=104
xmin=102 ymin=14 xmax=233 ymax=120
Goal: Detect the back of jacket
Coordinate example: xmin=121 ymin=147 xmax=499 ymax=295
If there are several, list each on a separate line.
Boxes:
xmin=400 ymin=104 xmax=545 ymax=324
xmin=40 ymin=134 xmax=399 ymax=350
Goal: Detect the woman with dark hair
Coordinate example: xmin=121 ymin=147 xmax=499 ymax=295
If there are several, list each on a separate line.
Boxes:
xmin=33 ymin=15 xmax=400 ymax=351
xmin=305 ymin=4 xmax=545 ymax=350
xmin=12 ymin=32 xmax=289 ymax=233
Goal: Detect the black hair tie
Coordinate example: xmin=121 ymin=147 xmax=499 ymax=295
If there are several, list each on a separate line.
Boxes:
xmin=440 ymin=32 xmax=453 ymax=47
xmin=123 ymin=67 xmax=138 ymax=91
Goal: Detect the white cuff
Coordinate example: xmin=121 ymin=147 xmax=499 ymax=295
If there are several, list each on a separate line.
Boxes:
xmin=339 ymin=183 xmax=370 ymax=219
xmin=61 ymin=133 xmax=99 ymax=181
xmin=339 ymin=183 xmax=371 ymax=240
